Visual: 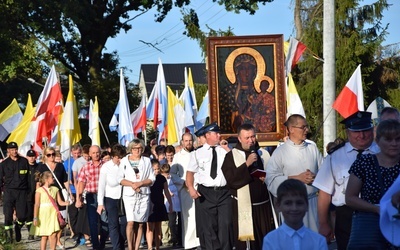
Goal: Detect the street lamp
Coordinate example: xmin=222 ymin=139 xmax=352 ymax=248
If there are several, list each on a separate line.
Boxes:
xmin=27 ymin=78 xmax=44 ymax=87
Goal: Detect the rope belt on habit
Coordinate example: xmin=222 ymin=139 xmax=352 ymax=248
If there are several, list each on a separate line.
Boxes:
xmin=231 ymin=195 xmax=269 ymax=206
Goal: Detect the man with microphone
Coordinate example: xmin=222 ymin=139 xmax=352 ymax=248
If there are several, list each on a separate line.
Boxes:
xmin=222 ymin=123 xmax=275 ymax=250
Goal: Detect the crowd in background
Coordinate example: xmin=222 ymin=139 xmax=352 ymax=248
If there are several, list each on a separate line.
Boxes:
xmin=1 ymin=107 xmax=400 ymax=250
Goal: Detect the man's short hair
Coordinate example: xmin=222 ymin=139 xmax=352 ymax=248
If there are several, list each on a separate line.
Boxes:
xmin=165 ymin=145 xmax=175 ymax=154
xmin=237 ymin=123 xmax=255 ymax=135
xmin=181 ymin=132 xmax=193 ymax=141
xmin=380 ymin=107 xmax=400 ymax=121
xmin=277 ymin=179 xmax=308 ymax=205
xmin=111 ymin=144 xmax=126 ymax=159
xmin=155 ymin=145 xmax=166 ymax=155
xmin=82 ymin=144 xmax=91 ymax=154
xmin=284 ymin=114 xmax=305 ymax=127
xmin=71 ymin=143 xmax=82 ymax=151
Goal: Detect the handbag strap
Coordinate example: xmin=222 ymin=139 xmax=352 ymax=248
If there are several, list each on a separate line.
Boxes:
xmin=372 ymin=155 xmax=385 ymax=198
xmin=42 ymin=186 xmax=61 ymax=214
xmin=46 ymin=163 xmax=64 ymax=189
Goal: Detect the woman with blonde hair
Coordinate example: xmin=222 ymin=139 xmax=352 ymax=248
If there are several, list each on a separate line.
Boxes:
xmin=117 ymin=139 xmax=155 ymax=250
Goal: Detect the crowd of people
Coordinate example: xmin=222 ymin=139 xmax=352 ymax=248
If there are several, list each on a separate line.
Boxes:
xmin=1 ymin=107 xmax=400 ymax=250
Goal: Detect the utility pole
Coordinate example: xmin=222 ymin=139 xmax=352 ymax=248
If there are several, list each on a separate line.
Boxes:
xmin=323 ymin=0 xmax=336 ymax=155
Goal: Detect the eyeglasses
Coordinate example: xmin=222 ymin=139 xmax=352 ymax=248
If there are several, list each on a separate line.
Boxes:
xmin=46 ymin=153 xmax=56 ymax=157
xmin=292 ymin=125 xmax=310 ymax=130
xmin=131 ymin=147 xmax=142 ymax=151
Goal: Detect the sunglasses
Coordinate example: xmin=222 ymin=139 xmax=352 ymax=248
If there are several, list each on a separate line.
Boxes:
xmin=46 ymin=153 xmax=56 ymax=157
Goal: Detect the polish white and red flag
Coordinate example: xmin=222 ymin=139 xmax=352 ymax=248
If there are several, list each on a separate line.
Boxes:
xmin=131 ymin=94 xmax=147 ymax=136
xmin=332 ymin=64 xmax=364 ymax=118
xmin=32 ymin=65 xmax=63 ymax=150
xmin=146 ymin=58 xmax=167 ymax=142
xmin=285 ymin=37 xmax=307 ymax=75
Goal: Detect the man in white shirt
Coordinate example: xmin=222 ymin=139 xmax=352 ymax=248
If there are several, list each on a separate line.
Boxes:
xmin=313 ymin=111 xmax=379 ymax=249
xmin=266 ymin=114 xmax=323 ymax=232
xmin=186 ymin=123 xmax=233 ymax=250
xmin=170 ymin=132 xmax=199 ymax=249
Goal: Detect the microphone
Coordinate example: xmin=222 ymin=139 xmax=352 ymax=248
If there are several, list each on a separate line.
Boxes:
xmin=249 ymin=145 xmax=258 ymax=167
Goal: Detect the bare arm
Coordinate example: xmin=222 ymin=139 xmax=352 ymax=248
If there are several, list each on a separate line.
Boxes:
xmin=33 ymin=192 xmax=40 ymax=226
xmin=73 ymin=171 xmax=78 ymax=188
xmin=186 ymin=171 xmax=200 ymax=199
xmin=75 ymin=181 xmax=85 ymax=208
xmin=317 ymin=190 xmax=334 ymax=242
xmin=56 ymin=190 xmax=69 ymax=206
xmin=119 ymin=179 xmax=152 ymax=193
xmin=345 ymin=173 xmax=379 ymax=214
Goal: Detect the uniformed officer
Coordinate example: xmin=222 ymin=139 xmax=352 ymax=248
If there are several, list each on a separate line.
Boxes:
xmin=25 ymin=149 xmax=38 ymax=240
xmin=313 ymin=111 xmax=380 ymax=250
xmin=0 ymin=142 xmax=30 ymax=243
xmin=194 ymin=126 xmax=206 ymax=148
xmin=186 ymin=122 xmax=234 ymax=250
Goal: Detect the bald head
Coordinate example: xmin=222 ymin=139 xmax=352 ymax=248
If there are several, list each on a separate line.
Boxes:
xmin=89 ymin=145 xmax=101 ymax=162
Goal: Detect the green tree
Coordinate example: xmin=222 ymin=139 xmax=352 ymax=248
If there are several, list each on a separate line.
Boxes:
xmin=1 ymin=0 xmax=277 ymax=145
xmin=0 ymin=2 xmax=49 ymax=111
xmin=292 ymin=0 xmax=392 ymax=147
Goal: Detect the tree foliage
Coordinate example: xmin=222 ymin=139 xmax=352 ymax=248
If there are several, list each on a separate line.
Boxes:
xmin=1 ymin=0 xmax=277 ymax=145
xmin=292 ymin=0 xmax=394 ymax=148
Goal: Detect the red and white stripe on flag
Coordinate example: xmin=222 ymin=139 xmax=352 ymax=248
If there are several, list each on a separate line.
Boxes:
xmin=33 ymin=65 xmax=63 ymax=149
xmin=332 ymin=65 xmax=364 ymax=118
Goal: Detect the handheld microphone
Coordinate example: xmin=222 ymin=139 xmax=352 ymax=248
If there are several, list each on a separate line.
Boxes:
xmin=249 ymin=145 xmax=258 ymax=167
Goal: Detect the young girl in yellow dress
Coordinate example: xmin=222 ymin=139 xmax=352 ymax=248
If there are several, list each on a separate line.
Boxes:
xmin=30 ymin=171 xmax=70 ymax=250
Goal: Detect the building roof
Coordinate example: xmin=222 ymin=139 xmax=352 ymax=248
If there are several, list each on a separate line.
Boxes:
xmin=139 ymin=63 xmax=207 ymax=98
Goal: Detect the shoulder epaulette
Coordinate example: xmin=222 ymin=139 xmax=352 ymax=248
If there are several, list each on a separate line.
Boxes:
xmin=327 ymin=142 xmax=346 ymax=155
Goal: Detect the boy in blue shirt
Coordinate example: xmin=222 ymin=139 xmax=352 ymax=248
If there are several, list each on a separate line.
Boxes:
xmin=263 ymin=179 xmax=327 ymax=250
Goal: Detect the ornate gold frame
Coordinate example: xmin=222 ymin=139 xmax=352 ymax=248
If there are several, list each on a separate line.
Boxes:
xmin=207 ymin=35 xmax=286 ymax=145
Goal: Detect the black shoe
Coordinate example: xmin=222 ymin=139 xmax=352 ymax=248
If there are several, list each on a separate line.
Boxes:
xmin=28 ymin=235 xmax=35 ymax=240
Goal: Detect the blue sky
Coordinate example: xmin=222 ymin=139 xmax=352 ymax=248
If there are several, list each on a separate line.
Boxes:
xmin=106 ymin=0 xmax=399 ymax=83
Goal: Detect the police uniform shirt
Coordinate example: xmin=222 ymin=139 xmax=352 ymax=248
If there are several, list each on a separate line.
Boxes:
xmin=0 ymin=156 xmax=29 ymax=189
xmin=187 ymin=143 xmax=228 ymax=187
xmin=313 ymin=141 xmax=380 ymax=206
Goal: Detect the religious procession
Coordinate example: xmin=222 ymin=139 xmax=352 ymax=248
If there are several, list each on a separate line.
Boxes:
xmin=1 ymin=1 xmax=400 ymax=250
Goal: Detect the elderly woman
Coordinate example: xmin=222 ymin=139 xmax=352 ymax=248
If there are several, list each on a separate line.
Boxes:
xmin=36 ymin=147 xmax=70 ymax=249
xmin=117 ymin=139 xmax=155 ymax=250
xmin=97 ymin=144 xmax=127 ymax=250
xmin=346 ymin=119 xmax=400 ymax=249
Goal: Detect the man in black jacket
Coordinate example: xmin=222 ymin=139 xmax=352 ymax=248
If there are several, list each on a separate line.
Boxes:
xmin=0 ymin=142 xmax=29 ymax=243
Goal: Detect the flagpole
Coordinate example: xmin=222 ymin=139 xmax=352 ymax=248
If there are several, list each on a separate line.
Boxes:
xmin=62 ymin=130 xmax=72 ymax=247
xmin=0 ymin=147 xmax=5 ymax=159
xmin=144 ymin=128 xmax=147 ymax=146
xmin=99 ymin=118 xmax=111 ymax=146
xmin=312 ymin=107 xmax=334 ymax=142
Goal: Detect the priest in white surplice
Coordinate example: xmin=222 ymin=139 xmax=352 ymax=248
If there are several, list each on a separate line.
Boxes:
xmin=266 ymin=114 xmax=323 ymax=232
xmin=170 ymin=133 xmax=200 ymax=249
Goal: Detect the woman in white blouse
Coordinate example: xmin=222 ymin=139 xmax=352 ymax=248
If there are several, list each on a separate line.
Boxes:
xmin=118 ymin=139 xmax=155 ymax=250
xmin=97 ymin=144 xmax=127 ymax=250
